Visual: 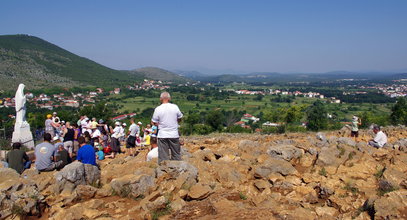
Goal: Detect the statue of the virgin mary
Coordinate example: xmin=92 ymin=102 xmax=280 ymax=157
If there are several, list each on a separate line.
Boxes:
xmin=12 ymin=84 xmax=34 ymax=149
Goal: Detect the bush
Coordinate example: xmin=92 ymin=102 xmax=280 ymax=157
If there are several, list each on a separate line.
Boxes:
xmin=225 ymin=125 xmax=251 ymax=133
xmin=192 ymin=124 xmax=213 ymax=135
xmin=261 ymin=126 xmax=285 ymax=134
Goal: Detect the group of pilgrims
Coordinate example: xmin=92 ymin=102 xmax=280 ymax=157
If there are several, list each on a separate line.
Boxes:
xmin=44 ymin=112 xmax=159 ymax=163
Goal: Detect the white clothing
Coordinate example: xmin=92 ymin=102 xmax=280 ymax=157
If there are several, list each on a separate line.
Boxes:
xmin=146 ymin=147 xmax=158 ymax=161
xmin=374 ymin=131 xmax=387 ymax=147
xmin=111 ymin=126 xmax=121 ymax=138
xmin=119 ymin=127 xmax=125 ymax=137
xmin=81 ymin=119 xmax=91 ymax=133
xmin=92 ymin=129 xmax=101 ymax=138
xmin=129 ymin=123 xmax=138 ymax=137
xmin=151 ymin=103 xmax=183 ymax=138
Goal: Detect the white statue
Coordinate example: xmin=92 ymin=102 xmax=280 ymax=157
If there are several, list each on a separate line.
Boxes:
xmin=15 ymin=83 xmax=27 ymax=125
xmin=12 ymin=83 xmax=34 ymax=149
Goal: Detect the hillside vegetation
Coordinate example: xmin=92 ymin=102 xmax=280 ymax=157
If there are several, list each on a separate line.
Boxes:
xmin=0 ymin=34 xmax=141 ymax=90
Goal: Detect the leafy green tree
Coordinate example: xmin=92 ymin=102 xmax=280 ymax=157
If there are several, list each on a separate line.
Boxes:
xmin=185 ymin=113 xmax=201 ymax=134
xmin=193 ymin=124 xmax=213 ymax=135
xmin=306 ymin=100 xmax=328 ymax=131
xmin=390 ymin=97 xmax=407 ymax=125
xmin=205 ymin=110 xmax=225 ymax=131
xmin=284 ymin=105 xmax=304 ymax=124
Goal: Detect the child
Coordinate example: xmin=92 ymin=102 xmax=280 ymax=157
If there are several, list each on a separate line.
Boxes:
xmin=96 ymin=145 xmax=105 ymax=160
xmin=142 ymin=131 xmax=151 ymax=150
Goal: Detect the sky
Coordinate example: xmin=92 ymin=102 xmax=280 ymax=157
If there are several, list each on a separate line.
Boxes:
xmin=1 ymin=0 xmax=407 ymax=74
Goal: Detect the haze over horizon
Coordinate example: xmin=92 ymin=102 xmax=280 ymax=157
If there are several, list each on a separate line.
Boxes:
xmin=1 ymin=0 xmax=407 ymax=74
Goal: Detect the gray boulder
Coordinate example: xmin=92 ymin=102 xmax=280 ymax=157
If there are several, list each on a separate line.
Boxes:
xmin=55 ymin=161 xmax=100 ymax=194
xmin=316 ymin=147 xmax=341 ymax=167
xmin=337 ymin=137 xmax=356 ymax=147
xmin=316 ymin=132 xmax=327 ymax=142
xmin=267 ymin=144 xmax=303 ymax=161
xmin=155 ymin=160 xmax=198 ymax=184
xmin=254 ymin=158 xmax=297 ymax=178
xmin=0 ymin=168 xmax=44 ymax=218
xmin=110 ymin=174 xmax=155 ymax=198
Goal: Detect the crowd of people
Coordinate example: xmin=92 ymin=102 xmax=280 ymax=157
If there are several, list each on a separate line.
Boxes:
xmin=4 ymin=92 xmax=387 ymax=175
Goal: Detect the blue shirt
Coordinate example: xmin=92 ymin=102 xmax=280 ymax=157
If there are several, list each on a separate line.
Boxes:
xmin=96 ymin=150 xmax=104 ymax=160
xmin=77 ymin=144 xmax=97 ymax=166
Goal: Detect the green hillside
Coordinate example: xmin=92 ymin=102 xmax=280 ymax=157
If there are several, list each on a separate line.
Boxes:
xmin=0 ymin=34 xmax=140 ymax=90
xmin=128 ymin=67 xmax=191 ymax=83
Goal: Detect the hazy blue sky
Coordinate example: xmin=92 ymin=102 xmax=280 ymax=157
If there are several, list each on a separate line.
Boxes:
xmin=1 ymin=0 xmax=407 ymax=73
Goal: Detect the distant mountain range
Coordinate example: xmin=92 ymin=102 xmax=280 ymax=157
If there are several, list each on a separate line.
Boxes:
xmin=127 ymin=67 xmax=190 ymax=83
xmin=0 ymin=34 xmax=405 ymax=91
xmin=174 ymin=70 xmax=406 ymax=83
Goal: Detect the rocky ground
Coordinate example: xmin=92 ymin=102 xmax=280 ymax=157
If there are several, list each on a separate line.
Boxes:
xmin=1 ymin=126 xmax=407 ymax=220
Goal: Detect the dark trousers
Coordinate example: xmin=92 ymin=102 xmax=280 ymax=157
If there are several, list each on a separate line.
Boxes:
xmin=158 ymin=138 xmax=181 ymax=164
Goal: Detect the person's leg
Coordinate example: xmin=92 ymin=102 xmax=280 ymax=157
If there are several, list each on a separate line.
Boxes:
xmin=368 ymin=140 xmax=381 ymax=148
xmin=158 ymin=138 xmax=170 ymax=164
xmin=24 ymin=160 xmax=32 ymax=169
xmin=168 ymin=138 xmax=182 ymax=161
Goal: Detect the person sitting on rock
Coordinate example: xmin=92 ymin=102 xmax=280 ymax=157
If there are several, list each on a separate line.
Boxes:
xmin=6 ymin=142 xmax=31 ymax=174
xmin=77 ymin=136 xmax=97 ymax=166
xmin=96 ymin=145 xmax=105 ymax=161
xmin=56 ymin=143 xmax=71 ymax=168
xmin=368 ymin=125 xmax=388 ymax=148
xmin=146 ymin=137 xmax=158 ymax=162
xmin=35 ymin=133 xmax=64 ymax=172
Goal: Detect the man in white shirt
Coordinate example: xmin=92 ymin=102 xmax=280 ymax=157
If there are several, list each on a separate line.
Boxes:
xmin=368 ymin=125 xmax=388 ymax=148
xmin=151 ymin=92 xmax=183 ymax=163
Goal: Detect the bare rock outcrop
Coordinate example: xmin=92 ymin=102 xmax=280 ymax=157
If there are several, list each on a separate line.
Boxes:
xmin=54 ymin=161 xmax=100 ymax=195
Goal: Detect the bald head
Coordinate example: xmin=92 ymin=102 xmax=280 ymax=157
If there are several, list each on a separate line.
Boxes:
xmin=160 ymin=92 xmax=171 ymax=103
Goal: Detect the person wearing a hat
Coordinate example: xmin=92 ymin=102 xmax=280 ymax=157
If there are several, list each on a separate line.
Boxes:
xmin=110 ymin=121 xmax=122 ymax=158
xmin=350 ymin=115 xmax=361 ymax=141
xmin=368 ymin=125 xmax=388 ymax=148
xmin=45 ymin=114 xmax=56 ymax=138
xmin=126 ymin=118 xmax=138 ymax=156
xmin=52 ymin=112 xmax=60 ymax=124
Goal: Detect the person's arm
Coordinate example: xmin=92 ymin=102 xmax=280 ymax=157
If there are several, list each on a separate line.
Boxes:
xmin=177 ymin=107 xmax=183 ymax=123
xmin=23 ymin=152 xmax=29 ymax=162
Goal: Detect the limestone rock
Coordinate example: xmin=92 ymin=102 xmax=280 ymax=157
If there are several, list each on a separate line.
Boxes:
xmin=337 ymin=137 xmax=357 ymax=147
xmin=156 ymin=160 xmax=198 ymax=186
xmin=254 ymin=158 xmax=297 ymax=178
xmin=187 ymin=184 xmax=213 ymax=200
xmin=267 ymin=144 xmax=303 ymax=161
xmin=315 ymin=206 xmax=338 ymax=217
xmin=0 ymin=168 xmax=43 ymax=219
xmin=110 ymin=174 xmax=155 ymax=198
xmin=316 ymin=147 xmax=341 ymax=167
xmin=54 ymin=161 xmax=100 ymax=194
xmin=374 ymin=190 xmax=407 ymax=219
